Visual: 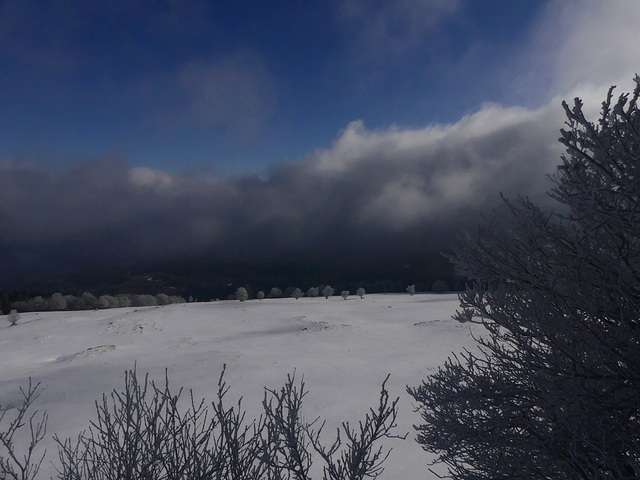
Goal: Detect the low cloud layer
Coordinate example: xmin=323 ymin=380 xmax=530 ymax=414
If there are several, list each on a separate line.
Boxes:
xmin=2 ymin=0 xmax=637 ymax=289
xmin=0 ymin=96 xmax=568 ymax=287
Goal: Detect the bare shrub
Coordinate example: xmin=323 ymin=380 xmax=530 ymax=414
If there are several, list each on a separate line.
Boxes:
xmin=53 ymin=367 xmax=401 ymax=480
xmin=0 ymin=379 xmax=48 ymax=480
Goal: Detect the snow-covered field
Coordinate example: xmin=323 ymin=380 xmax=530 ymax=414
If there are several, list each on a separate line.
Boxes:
xmin=0 ymin=293 xmax=479 ymax=479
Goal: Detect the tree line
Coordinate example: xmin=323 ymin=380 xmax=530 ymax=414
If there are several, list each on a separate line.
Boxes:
xmin=8 ymin=292 xmax=187 ymax=313
xmin=2 ymin=279 xmax=457 ymax=315
xmin=231 ymin=280 xmax=452 ymax=302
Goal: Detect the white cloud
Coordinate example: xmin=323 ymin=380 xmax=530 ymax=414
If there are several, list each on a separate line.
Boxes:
xmin=314 ymin=101 xmax=561 ymax=189
xmin=317 ymin=101 xmax=559 ymax=228
xmin=547 ymin=0 xmax=640 ymax=94
xmin=315 ymin=119 xmax=459 ymax=173
xmin=358 ymin=175 xmax=433 ymax=230
xmin=128 ymin=166 xmax=176 ymax=192
xmin=512 ymin=0 xmax=640 ymax=106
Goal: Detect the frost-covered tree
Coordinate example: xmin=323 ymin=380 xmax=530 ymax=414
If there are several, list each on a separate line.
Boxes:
xmin=430 ymin=280 xmax=449 ymax=293
xmin=341 ymin=290 xmax=349 ymax=300
xmin=409 ymin=77 xmax=640 ymax=480
xmin=155 ymin=293 xmax=170 ymax=306
xmin=7 ymin=309 xmax=19 ymax=326
xmin=81 ymin=292 xmax=99 ymax=309
xmin=49 ymin=293 xmax=68 ymax=311
xmin=131 ymin=295 xmax=157 ymax=307
xmin=256 ymin=290 xmax=265 ymax=300
xmin=406 ymin=285 xmax=415 ymax=296
xmin=306 ymin=287 xmax=319 ymax=298
xmin=356 ymin=287 xmax=365 ymax=299
xmin=116 ymin=295 xmax=132 ymax=308
xmin=97 ymin=296 xmax=110 ymax=309
xmin=267 ymin=287 xmax=283 ymax=299
xmin=322 ymin=285 xmax=334 ymax=299
xmin=62 ymin=294 xmax=93 ymax=309
xmin=291 ymin=288 xmax=304 ymax=300
xmin=170 ymin=295 xmax=186 ymax=304
xmin=10 ymin=300 xmax=28 ymax=313
xmin=97 ymin=295 xmax=117 ymax=309
xmin=27 ymin=296 xmax=47 ymax=312
xmin=63 ymin=295 xmax=81 ymax=311
xmin=235 ymin=287 xmax=249 ymax=302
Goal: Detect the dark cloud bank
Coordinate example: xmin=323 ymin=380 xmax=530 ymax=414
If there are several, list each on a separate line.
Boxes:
xmin=0 ymin=102 xmax=564 ymax=296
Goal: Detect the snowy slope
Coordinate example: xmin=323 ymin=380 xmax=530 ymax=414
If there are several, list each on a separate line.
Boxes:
xmin=0 ymin=293 xmax=480 ymax=479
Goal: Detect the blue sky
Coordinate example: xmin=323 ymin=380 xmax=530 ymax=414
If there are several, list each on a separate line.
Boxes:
xmin=2 ymin=0 xmax=552 ymax=173
xmin=1 ymin=0 xmax=639 ymax=287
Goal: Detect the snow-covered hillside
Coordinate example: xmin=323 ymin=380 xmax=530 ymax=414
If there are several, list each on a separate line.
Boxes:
xmin=0 ymin=293 xmax=479 ymax=479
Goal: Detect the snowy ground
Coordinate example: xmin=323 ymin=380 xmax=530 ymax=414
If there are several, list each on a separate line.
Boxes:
xmin=0 ymin=293 xmax=480 ymax=479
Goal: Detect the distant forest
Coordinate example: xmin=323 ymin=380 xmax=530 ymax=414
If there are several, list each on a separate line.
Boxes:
xmin=1 ymin=256 xmax=464 ymax=314
xmin=1 ymin=275 xmax=462 ymax=315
